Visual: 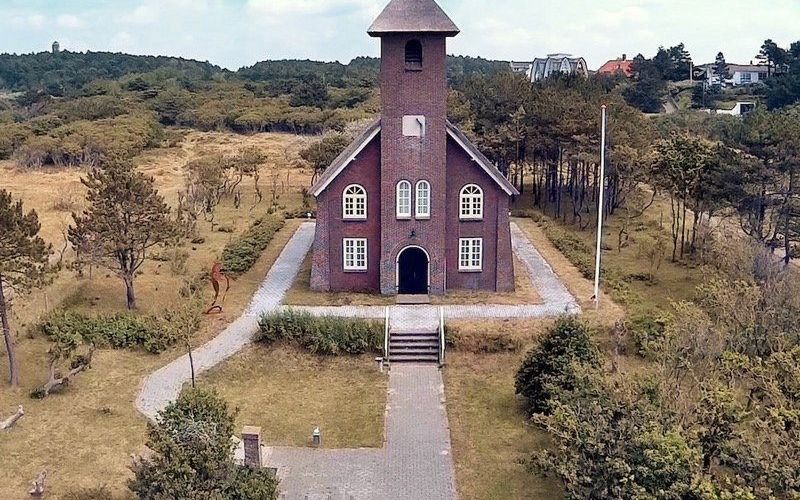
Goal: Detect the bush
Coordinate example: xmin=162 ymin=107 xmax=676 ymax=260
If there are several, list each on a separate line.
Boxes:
xmin=629 ymin=312 xmax=670 ymax=358
xmin=39 ymin=307 xmax=200 ymax=354
xmin=129 ymin=388 xmax=279 ymax=499
xmin=515 ymin=316 xmax=601 ymax=415
xmin=221 ymin=215 xmax=285 ymax=276
xmin=257 ymin=309 xmax=382 ymax=355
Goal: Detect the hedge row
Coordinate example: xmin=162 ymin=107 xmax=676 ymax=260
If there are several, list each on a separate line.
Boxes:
xmin=39 ymin=308 xmax=198 ymax=354
xmin=257 ymin=309 xmax=382 ymax=356
xmin=221 ymin=215 xmax=285 ymax=276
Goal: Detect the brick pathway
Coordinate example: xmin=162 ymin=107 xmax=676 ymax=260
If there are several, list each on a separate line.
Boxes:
xmin=135 ymin=222 xmax=316 ymax=420
xmin=264 ymin=365 xmax=456 ymax=500
xmin=136 ymin=221 xmax=578 ymax=499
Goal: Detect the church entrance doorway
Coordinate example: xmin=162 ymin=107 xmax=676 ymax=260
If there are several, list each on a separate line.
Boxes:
xmin=397 ymin=246 xmax=429 ymax=295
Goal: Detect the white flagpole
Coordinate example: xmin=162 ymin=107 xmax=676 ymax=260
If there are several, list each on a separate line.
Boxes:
xmin=593 ymin=105 xmax=607 ymax=309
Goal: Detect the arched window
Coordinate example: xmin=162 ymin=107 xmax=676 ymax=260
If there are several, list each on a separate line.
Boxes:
xmin=459 ymin=184 xmax=483 ymax=220
xmin=396 ymin=180 xmax=412 ymax=218
xmin=405 ymin=40 xmax=423 ymax=69
xmin=343 ymin=184 xmax=367 ymax=220
xmin=415 ymin=180 xmax=430 ymax=219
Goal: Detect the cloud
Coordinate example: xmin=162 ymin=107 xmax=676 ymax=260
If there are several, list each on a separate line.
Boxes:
xmin=126 ymin=5 xmax=159 ymax=24
xmin=27 ymin=13 xmax=46 ymax=29
xmin=57 ymin=14 xmax=84 ymax=29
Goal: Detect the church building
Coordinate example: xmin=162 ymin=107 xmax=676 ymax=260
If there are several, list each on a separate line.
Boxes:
xmin=310 ymin=0 xmax=518 ymax=296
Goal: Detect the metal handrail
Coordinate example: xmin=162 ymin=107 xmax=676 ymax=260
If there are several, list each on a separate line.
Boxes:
xmin=438 ymin=306 xmax=445 ymax=366
xmin=384 ymin=306 xmax=390 ymax=361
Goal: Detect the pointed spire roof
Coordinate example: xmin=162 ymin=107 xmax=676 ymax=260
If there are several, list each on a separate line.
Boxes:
xmin=368 ymin=0 xmax=460 ymax=37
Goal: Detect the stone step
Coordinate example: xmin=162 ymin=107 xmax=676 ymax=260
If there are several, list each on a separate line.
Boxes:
xmin=390 ymin=334 xmax=438 ymax=342
xmin=390 ymin=346 xmax=438 ymax=354
xmin=390 ymin=341 xmax=438 ymax=349
xmin=390 ymin=353 xmax=439 ymax=363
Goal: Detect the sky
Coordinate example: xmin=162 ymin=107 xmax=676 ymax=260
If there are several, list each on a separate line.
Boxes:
xmin=0 ymin=0 xmax=798 ymax=71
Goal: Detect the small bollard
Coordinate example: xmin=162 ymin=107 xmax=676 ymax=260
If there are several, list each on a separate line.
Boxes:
xmin=375 ymin=356 xmax=384 ymax=372
xmin=312 ymin=427 xmax=321 ymax=448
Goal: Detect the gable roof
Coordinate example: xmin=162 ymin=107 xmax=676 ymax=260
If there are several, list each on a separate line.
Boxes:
xmin=598 ymin=59 xmax=634 ymax=77
xmin=311 ymin=118 xmax=381 ymax=197
xmin=311 ymin=119 xmax=519 ymax=197
xmin=368 ymin=0 xmax=460 ymax=37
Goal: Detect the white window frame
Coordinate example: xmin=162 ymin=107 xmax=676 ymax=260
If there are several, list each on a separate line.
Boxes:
xmin=459 ymin=238 xmax=483 ymax=272
xmin=342 ymin=184 xmax=367 ymax=220
xmin=396 ymin=180 xmax=412 ymax=219
xmin=343 ymin=238 xmax=368 ymax=272
xmin=459 ymin=184 xmax=483 ymax=220
xmin=415 ymin=180 xmax=431 ymax=219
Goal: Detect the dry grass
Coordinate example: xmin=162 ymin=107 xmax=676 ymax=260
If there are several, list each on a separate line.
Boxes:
xmin=284 ymin=254 xmax=541 ymax=306
xmin=0 ymin=130 xmax=315 ymax=498
xmin=201 ymin=345 xmax=387 ymax=449
xmin=445 ymin=351 xmax=562 ymax=500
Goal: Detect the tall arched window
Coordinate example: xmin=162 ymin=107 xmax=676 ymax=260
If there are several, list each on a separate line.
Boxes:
xmin=459 ymin=184 xmax=483 ymax=220
xmin=405 ymin=40 xmax=423 ymax=70
xmin=396 ymin=180 xmax=412 ymax=218
xmin=415 ymin=180 xmax=430 ymax=219
xmin=342 ymin=184 xmax=367 ymax=220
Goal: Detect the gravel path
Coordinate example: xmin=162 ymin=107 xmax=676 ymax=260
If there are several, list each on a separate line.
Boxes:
xmin=135 ymin=222 xmax=316 ymax=420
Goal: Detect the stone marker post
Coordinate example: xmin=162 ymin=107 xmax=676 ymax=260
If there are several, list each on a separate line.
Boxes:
xmin=242 ymin=426 xmax=262 ymax=468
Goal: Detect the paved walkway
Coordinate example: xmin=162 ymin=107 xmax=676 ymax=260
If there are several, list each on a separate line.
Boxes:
xmin=135 ymin=222 xmax=316 ymax=420
xmin=135 ymin=221 xmax=579 ymax=498
xmin=264 ymin=365 xmax=456 ymax=499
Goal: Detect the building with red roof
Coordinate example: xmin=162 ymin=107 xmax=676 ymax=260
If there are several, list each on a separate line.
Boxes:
xmin=598 ymin=55 xmax=634 ymax=77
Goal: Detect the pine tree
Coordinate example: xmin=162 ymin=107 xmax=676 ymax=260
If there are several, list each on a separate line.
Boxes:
xmin=714 ymin=52 xmax=730 ymax=82
xmin=0 ymin=190 xmax=53 ymax=386
xmin=69 ymin=161 xmax=177 ymax=310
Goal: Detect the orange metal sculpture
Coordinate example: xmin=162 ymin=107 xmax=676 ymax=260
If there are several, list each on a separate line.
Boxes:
xmin=204 ymin=262 xmax=230 ymax=314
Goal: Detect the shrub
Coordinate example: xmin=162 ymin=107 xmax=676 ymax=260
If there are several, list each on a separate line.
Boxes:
xmin=257 ymin=309 xmax=382 ymax=355
xmin=515 ymin=316 xmax=601 ymax=415
xmin=129 ymin=388 xmax=279 ymax=499
xmin=39 ymin=306 xmax=200 ymax=354
xmin=629 ymin=312 xmax=670 ymax=358
xmin=221 ymin=215 xmax=285 ymax=276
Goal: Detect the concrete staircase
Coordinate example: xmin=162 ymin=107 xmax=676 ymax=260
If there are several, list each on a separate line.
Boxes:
xmin=389 ymin=331 xmax=440 ymax=364
xmin=388 ymin=306 xmax=441 ymax=364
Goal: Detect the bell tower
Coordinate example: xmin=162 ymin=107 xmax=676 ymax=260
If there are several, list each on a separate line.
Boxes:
xmin=368 ymin=0 xmax=459 ymax=295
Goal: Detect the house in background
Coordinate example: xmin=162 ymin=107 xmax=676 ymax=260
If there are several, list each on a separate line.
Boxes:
xmin=597 ymin=54 xmax=634 ymax=77
xmin=511 ymin=54 xmax=589 ymax=82
xmin=697 ymin=63 xmax=770 ymax=87
xmin=310 ymin=0 xmax=518 ymax=297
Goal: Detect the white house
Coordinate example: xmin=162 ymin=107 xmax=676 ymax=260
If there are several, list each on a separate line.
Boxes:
xmin=699 ymin=63 xmax=770 ymax=87
xmin=511 ymin=54 xmax=589 ymax=82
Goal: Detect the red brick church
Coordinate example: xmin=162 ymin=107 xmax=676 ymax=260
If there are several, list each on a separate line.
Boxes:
xmin=310 ymin=0 xmax=518 ymax=296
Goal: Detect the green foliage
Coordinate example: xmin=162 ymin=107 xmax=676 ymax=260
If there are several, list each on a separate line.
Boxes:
xmin=628 ymin=312 xmax=670 ymax=358
xmin=300 ymin=134 xmax=351 ymax=180
xmin=39 ymin=304 xmax=201 ymax=354
xmin=257 ymin=309 xmax=382 ymax=356
xmin=0 ymin=51 xmax=220 ymax=94
xmin=69 ymin=161 xmax=177 ymax=309
xmin=220 ymin=215 xmax=285 ymax=276
xmin=530 ymin=370 xmax=700 ymax=499
xmin=515 ymin=316 xmax=600 ymax=415
xmin=129 ymin=387 xmax=279 ymax=500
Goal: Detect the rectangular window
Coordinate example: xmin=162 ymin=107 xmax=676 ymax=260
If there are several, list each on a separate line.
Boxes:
xmin=343 ymin=238 xmax=367 ymax=272
xmin=740 ymin=72 xmax=752 ymax=84
xmin=459 ymin=238 xmax=483 ymax=271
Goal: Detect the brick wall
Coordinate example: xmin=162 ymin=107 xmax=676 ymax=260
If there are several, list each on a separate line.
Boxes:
xmin=311 ymin=136 xmax=382 ymax=292
xmin=379 ymin=33 xmax=448 ymax=295
xmin=444 ymin=137 xmax=515 ymax=292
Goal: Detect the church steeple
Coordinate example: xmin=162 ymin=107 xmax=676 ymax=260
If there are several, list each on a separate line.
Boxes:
xmin=368 ymin=0 xmax=460 ymax=37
